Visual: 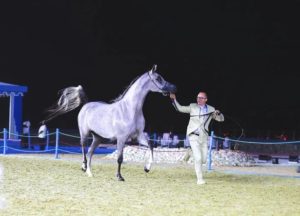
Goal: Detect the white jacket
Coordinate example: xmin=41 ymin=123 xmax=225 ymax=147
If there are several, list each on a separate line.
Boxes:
xmin=173 ymin=100 xmax=224 ymax=136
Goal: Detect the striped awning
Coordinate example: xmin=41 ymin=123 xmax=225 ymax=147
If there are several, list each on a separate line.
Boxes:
xmin=0 ymin=82 xmax=28 ymax=96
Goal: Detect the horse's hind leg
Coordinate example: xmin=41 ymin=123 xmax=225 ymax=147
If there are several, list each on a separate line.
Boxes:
xmin=116 ymin=140 xmax=126 ymax=181
xmin=86 ymin=135 xmax=101 ymax=177
xmin=81 ymin=137 xmax=89 ymax=172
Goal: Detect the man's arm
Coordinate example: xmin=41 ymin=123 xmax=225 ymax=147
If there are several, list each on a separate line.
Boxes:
xmin=170 ymin=93 xmax=190 ymax=113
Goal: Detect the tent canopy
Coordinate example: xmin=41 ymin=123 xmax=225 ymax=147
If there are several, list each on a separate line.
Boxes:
xmin=0 ymin=82 xmax=28 ymax=139
xmin=0 ymin=82 xmax=28 ymax=95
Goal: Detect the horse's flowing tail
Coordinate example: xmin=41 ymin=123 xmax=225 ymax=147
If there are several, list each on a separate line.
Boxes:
xmin=44 ymin=85 xmax=88 ymax=123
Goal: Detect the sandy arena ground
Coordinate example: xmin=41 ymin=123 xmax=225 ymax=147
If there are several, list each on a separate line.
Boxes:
xmin=3 ymin=154 xmax=300 ymax=178
xmin=0 ymin=163 xmax=6 ymax=209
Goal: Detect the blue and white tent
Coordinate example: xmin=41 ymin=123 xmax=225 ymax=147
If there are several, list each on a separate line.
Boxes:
xmin=0 ymin=82 xmax=28 ymax=139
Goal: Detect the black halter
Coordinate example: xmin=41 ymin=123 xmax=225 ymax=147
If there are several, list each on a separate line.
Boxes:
xmin=148 ymin=72 xmax=168 ymax=96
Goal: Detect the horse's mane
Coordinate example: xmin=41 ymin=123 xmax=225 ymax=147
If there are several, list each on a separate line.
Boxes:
xmin=110 ymin=74 xmax=143 ymax=103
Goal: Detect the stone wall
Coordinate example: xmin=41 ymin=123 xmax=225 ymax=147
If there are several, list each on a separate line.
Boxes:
xmin=105 ymin=146 xmax=256 ymax=167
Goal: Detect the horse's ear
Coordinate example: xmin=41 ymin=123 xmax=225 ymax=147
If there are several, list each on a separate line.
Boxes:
xmin=150 ymin=64 xmax=157 ymax=73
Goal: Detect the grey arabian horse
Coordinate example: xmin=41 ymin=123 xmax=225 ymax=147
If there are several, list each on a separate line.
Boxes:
xmin=44 ymin=65 xmax=177 ymax=181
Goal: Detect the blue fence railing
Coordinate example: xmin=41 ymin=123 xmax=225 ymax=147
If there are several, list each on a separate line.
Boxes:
xmin=0 ymin=128 xmax=116 ymax=159
xmin=1 ymin=128 xmax=300 ymax=170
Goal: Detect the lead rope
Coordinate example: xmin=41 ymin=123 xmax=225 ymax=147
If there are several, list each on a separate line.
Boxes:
xmin=171 ymin=99 xmax=244 ymax=140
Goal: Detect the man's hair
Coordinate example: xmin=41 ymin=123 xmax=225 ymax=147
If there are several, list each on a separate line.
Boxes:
xmin=197 ymin=91 xmax=207 ymax=98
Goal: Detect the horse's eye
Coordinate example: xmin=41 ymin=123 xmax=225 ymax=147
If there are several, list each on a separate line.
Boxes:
xmin=156 ymin=76 xmax=163 ymax=84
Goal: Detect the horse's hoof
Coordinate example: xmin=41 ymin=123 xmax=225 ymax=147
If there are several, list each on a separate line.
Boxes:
xmin=116 ymin=174 xmax=125 ymax=181
xmin=81 ymin=164 xmax=87 ymax=172
xmin=118 ymin=177 xmax=125 ymax=181
xmin=86 ymin=170 xmax=93 ymax=177
xmin=144 ymin=167 xmax=150 ymax=173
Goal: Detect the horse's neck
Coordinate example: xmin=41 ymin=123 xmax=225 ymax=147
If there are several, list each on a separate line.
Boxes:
xmin=122 ymin=77 xmax=149 ymax=110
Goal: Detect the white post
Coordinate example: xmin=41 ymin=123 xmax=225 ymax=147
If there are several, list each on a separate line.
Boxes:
xmin=55 ymin=128 xmax=59 ymax=159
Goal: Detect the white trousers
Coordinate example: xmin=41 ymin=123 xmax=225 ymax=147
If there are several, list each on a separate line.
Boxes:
xmin=188 ymin=133 xmax=208 ymax=181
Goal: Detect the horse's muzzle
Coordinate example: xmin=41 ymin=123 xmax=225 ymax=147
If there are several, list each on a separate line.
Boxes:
xmin=162 ymin=83 xmax=177 ymax=94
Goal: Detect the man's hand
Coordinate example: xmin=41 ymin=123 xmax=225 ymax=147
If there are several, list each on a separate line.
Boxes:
xmin=214 ymin=110 xmax=221 ymax=115
xmin=170 ymin=93 xmax=176 ymax=101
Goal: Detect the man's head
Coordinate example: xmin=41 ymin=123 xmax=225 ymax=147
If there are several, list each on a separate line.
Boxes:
xmin=197 ymin=92 xmax=207 ymax=106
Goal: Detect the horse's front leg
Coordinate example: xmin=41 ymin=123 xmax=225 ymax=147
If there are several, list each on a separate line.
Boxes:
xmin=138 ymin=133 xmax=153 ymax=173
xmin=144 ymin=143 xmax=153 ymax=173
xmin=116 ymin=141 xmax=125 ymax=181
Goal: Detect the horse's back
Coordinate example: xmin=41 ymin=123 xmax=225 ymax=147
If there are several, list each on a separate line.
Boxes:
xmin=78 ymin=101 xmax=109 ymax=120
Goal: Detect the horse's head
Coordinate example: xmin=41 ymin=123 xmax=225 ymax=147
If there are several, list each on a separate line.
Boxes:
xmin=148 ymin=65 xmax=177 ymax=95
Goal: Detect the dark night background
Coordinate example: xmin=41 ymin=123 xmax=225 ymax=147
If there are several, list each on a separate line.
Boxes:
xmin=1 ymin=1 xmax=300 ymax=138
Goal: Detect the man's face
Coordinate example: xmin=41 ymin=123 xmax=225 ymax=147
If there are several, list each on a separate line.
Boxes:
xmin=197 ymin=93 xmax=207 ymax=106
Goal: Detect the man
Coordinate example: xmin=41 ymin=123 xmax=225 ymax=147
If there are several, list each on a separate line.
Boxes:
xmin=38 ymin=121 xmax=47 ymax=150
xmin=38 ymin=121 xmax=47 ymax=139
xmin=170 ymin=92 xmax=224 ymax=185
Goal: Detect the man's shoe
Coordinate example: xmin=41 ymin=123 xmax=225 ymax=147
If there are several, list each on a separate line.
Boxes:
xmin=197 ymin=179 xmax=206 ymax=185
